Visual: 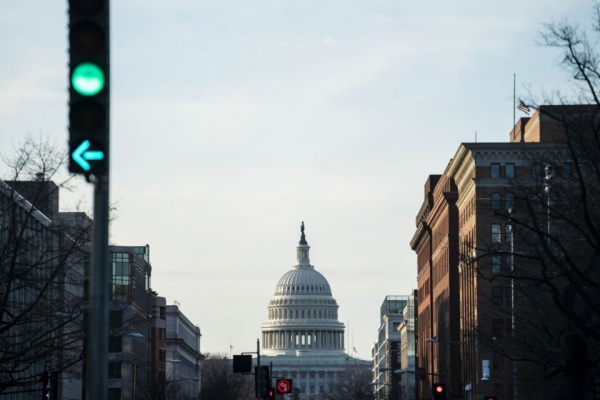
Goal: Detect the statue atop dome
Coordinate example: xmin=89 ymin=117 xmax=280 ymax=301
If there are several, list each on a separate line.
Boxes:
xmin=299 ymin=221 xmax=308 ymax=245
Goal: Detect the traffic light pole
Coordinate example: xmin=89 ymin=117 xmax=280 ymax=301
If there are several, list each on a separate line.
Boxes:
xmin=68 ymin=1 xmax=110 ymax=398
xmin=88 ymin=173 xmax=110 ymax=400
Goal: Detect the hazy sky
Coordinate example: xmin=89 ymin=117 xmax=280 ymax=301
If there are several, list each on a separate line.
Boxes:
xmin=0 ymin=1 xmax=592 ymax=358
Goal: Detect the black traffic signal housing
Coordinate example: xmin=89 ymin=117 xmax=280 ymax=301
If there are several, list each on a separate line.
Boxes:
xmin=232 ymin=355 xmax=253 ymax=374
xmin=255 ymin=366 xmax=271 ymax=399
xmin=483 ymin=397 xmax=498 ymax=400
xmin=275 ymin=378 xmax=293 ymax=394
xmin=432 ymin=383 xmax=446 ymax=400
xmin=68 ymin=0 xmax=110 ymax=175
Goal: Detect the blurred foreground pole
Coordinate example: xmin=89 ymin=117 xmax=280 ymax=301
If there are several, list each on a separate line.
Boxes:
xmin=88 ymin=174 xmax=110 ymax=400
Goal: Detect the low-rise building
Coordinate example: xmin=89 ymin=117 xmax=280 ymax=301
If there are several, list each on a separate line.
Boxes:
xmin=166 ymin=304 xmax=203 ymax=399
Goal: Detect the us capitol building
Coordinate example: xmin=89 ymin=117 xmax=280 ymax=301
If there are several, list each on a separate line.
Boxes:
xmin=259 ymin=223 xmax=370 ymax=397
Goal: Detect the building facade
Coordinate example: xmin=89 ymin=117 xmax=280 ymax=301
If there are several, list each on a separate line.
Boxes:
xmin=0 ymin=178 xmax=87 ymax=400
xmin=397 ymin=291 xmax=417 ymax=400
xmin=411 ymin=106 xmax=594 ymax=399
xmin=106 ymin=245 xmax=153 ymax=400
xmin=259 ymin=224 xmax=370 ymax=398
xmin=372 ymin=296 xmax=407 ymax=400
xmin=165 ymin=304 xmax=203 ymax=399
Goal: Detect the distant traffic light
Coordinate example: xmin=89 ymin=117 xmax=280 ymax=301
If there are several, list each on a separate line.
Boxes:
xmin=276 ymin=378 xmax=293 ymax=394
xmin=483 ymin=396 xmax=498 ymax=400
xmin=68 ymin=0 xmax=109 ymax=175
xmin=255 ymin=366 xmax=271 ymax=399
xmin=432 ymin=383 xmax=446 ymax=400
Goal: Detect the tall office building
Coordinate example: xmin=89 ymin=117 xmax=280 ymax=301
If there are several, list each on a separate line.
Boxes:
xmin=372 ymin=296 xmax=407 ymax=400
xmin=107 ymin=245 xmax=153 ymax=400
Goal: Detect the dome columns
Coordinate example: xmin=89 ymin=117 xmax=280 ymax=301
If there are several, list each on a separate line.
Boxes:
xmin=262 ymin=329 xmax=345 ymax=351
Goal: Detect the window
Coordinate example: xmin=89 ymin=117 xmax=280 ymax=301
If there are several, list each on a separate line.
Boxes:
xmin=505 ymin=225 xmax=513 ymax=243
xmin=491 ymin=224 xmax=502 ymax=243
xmin=108 ymin=362 xmax=121 ymax=378
xmin=506 ymin=287 xmax=512 ymax=307
xmin=562 ymin=162 xmax=572 ymax=178
xmin=492 ymin=255 xmax=502 ymax=275
xmin=505 ymin=163 xmax=515 ymax=178
xmin=580 ymin=162 xmax=587 ymax=177
xmin=492 ymin=287 xmax=503 ymax=306
xmin=111 ymin=252 xmax=130 ymax=302
xmin=533 ymin=192 xmax=544 ymax=211
xmin=548 ymin=192 xmax=557 ymax=208
xmin=533 ymin=163 xmax=542 ymax=179
xmin=109 ymin=336 xmax=122 ymax=353
xmin=160 ymin=307 xmax=166 ymax=320
xmin=506 ymin=255 xmax=514 ymax=272
xmin=491 ymin=193 xmax=501 ymax=210
xmin=505 ymin=193 xmax=515 ymax=211
xmin=492 ymin=318 xmax=505 ymax=338
xmin=491 ymin=164 xmax=500 ymax=178
xmin=544 ymin=164 xmax=554 ymax=179
xmin=108 ymin=388 xmax=121 ymax=400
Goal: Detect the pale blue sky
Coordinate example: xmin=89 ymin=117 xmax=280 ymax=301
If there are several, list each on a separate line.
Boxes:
xmin=0 ymin=1 xmax=592 ymax=357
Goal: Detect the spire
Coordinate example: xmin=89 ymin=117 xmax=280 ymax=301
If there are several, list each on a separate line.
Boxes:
xmin=299 ymin=221 xmax=308 ymax=245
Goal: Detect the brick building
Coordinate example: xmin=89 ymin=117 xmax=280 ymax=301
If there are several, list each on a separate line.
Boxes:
xmin=411 ymin=106 xmax=595 ymax=399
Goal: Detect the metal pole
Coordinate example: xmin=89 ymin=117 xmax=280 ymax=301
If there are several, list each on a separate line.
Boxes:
xmin=509 ymin=209 xmax=517 ymax=400
xmin=133 ymin=362 xmax=137 ymax=400
xmin=88 ymin=173 xmax=110 ymax=400
xmin=257 ymin=338 xmax=260 ymax=367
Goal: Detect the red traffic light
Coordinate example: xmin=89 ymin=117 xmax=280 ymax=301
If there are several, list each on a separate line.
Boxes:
xmin=276 ymin=378 xmax=293 ymax=394
xmin=432 ymin=383 xmax=446 ymax=400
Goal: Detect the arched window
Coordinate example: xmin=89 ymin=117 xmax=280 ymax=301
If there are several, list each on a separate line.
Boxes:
xmin=491 ymin=193 xmax=501 ymax=210
xmin=506 ymin=192 xmax=515 ymax=211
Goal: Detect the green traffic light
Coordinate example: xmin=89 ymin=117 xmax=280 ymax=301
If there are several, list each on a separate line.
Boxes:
xmin=71 ymin=62 xmax=105 ymax=96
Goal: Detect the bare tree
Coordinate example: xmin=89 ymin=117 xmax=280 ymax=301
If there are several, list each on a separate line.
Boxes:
xmin=321 ymin=367 xmax=375 ymax=400
xmin=200 ymin=353 xmax=254 ymax=400
xmin=0 ymin=135 xmax=90 ymax=396
xmin=471 ymin=5 xmax=600 ymax=398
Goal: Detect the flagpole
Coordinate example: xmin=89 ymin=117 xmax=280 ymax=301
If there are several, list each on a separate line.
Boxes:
xmin=347 ymin=320 xmax=350 ymax=358
xmin=513 ymin=73 xmax=516 ymax=130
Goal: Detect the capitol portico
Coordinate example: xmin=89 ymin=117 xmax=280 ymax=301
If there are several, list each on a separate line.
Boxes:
xmin=258 ymin=223 xmax=370 ymax=397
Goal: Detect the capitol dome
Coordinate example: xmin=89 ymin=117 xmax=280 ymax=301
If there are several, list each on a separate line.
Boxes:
xmin=261 ymin=223 xmax=345 ymax=356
